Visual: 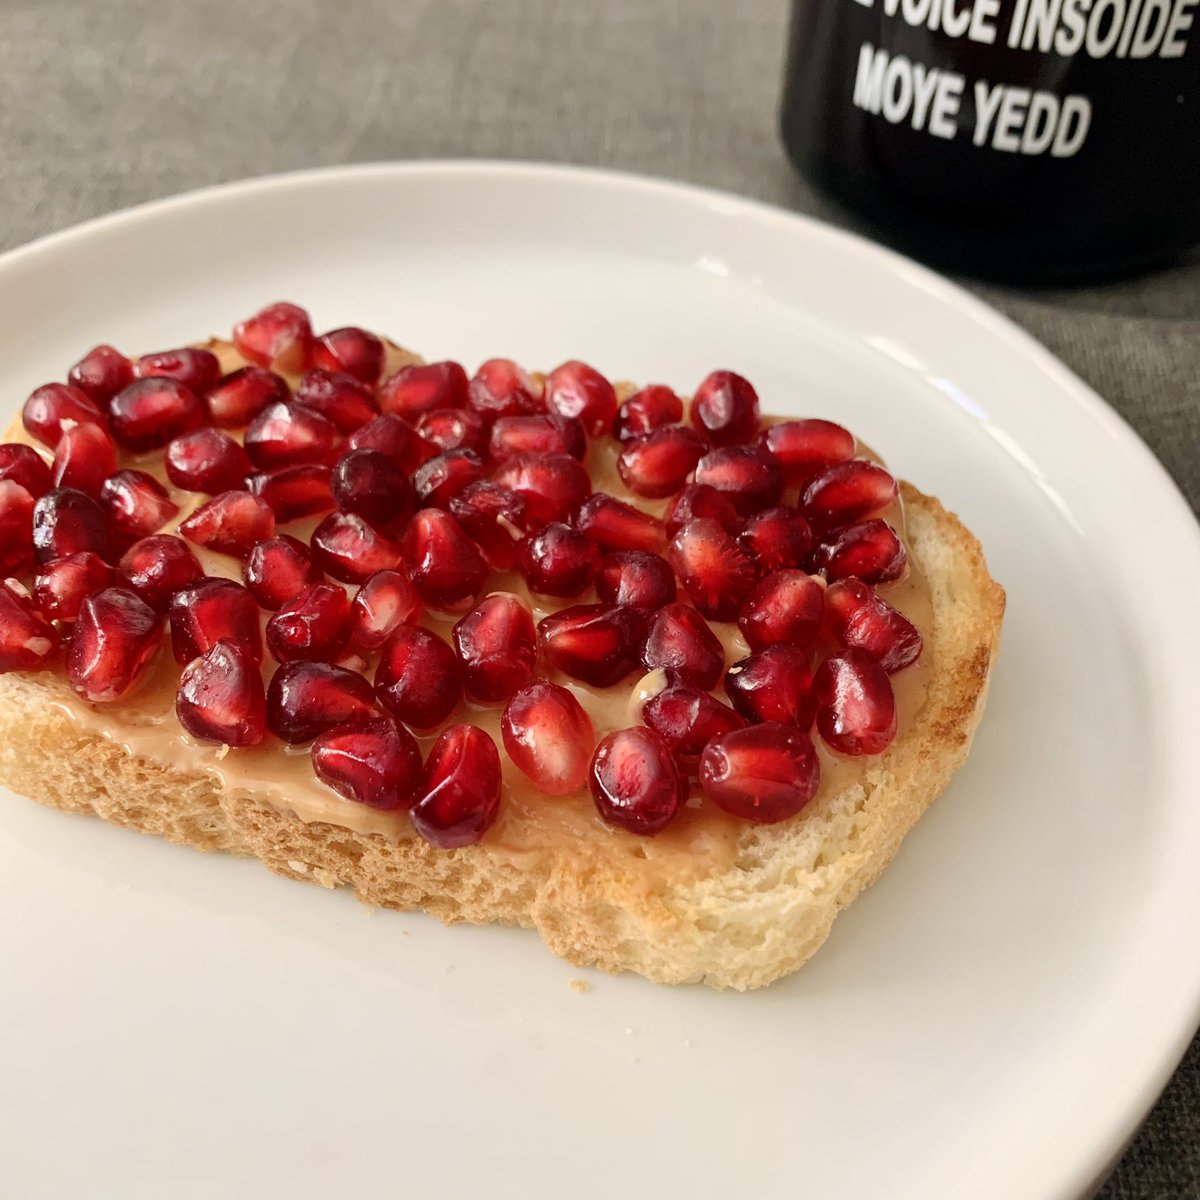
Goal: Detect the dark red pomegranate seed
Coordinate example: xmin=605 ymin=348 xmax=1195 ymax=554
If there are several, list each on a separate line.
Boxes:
xmin=170 ymin=578 xmax=263 ymax=665
xmin=22 ymin=383 xmax=107 ymax=450
xmin=738 ymin=507 xmax=813 ymax=572
xmin=691 ymin=370 xmax=761 ymax=446
xmin=375 ymin=624 xmax=463 ymax=728
xmin=133 ymin=347 xmax=221 ymax=393
xmin=501 ymin=681 xmax=596 ymax=795
xmin=824 ymin=578 xmax=923 ymax=672
xmin=642 ymin=681 xmax=748 ymax=760
xmin=348 ymin=413 xmax=436 ymax=472
xmin=665 ymin=483 xmax=742 ymax=537
xmin=0 ymin=481 xmax=35 ymax=574
xmin=310 ymin=512 xmax=404 ymax=584
xmin=468 ymin=358 xmax=540 ymax=420
xmin=538 ymin=604 xmax=644 ymax=688
xmin=311 ymin=327 xmax=386 ymax=386
xmin=589 ymin=726 xmax=686 ymax=836
xmin=417 ymin=406 xmax=488 ymax=456
xmin=617 ymin=426 xmax=708 ymax=500
xmin=595 ymin=550 xmax=676 ymax=612
xmin=453 ymin=592 xmax=538 ymax=702
xmin=165 ymin=428 xmax=252 ymax=495
xmin=50 ymin=423 xmax=117 ymax=497
xmin=0 ymin=444 xmax=52 ymax=499
xmin=814 ymin=649 xmax=897 ymax=756
xmin=574 ymin=493 xmax=666 ymax=553
xmin=760 ymin=419 xmax=856 ymax=484
xmin=179 ymin=490 xmax=275 ymax=559
xmin=378 ymin=361 xmax=469 ymax=420
xmin=108 ymin=378 xmax=207 ymax=453
xmin=0 ymin=581 xmax=59 ymax=671
xmin=313 ymin=716 xmax=423 ymax=810
xmin=233 ymin=302 xmax=314 ymax=373
xmin=738 ymin=570 xmax=825 ymax=651
xmin=267 ymin=660 xmax=377 ymax=744
xmin=802 ymin=461 xmax=898 ymax=527
xmin=448 ymin=480 xmax=527 ymax=570
xmin=243 ymin=534 xmax=322 ymax=610
xmin=491 ymin=453 xmax=591 ymax=528
xmin=176 ymin=641 xmax=266 ymax=747
xmin=401 ymin=509 xmax=488 ymax=611
xmin=68 ymin=345 xmax=134 ymax=409
xmin=331 ymin=449 xmax=414 ymax=527
xmin=244 ymin=401 xmax=337 ymax=470
xmin=347 ymin=568 xmax=420 ymax=652
xmin=294 ymin=368 xmax=379 ymax=433
xmin=812 ymin=519 xmax=907 ymax=584
xmin=667 ymin=518 xmax=755 ymax=622
xmin=33 ymin=488 xmax=113 ymax=564
xmin=66 ymin=587 xmax=162 ymax=702
xmin=614 ymin=385 xmax=683 ymax=442
xmin=699 ymin=723 xmax=821 ymax=823
xmin=694 ymin=444 xmax=785 ymax=516
xmin=265 ymin=581 xmax=351 ymax=664
xmin=246 ymin=465 xmax=335 ymax=523
xmin=410 ymin=724 xmax=503 ymax=849
xmin=641 ymin=601 xmax=726 ymax=690
xmin=118 ymin=535 xmax=204 ymax=612
xmin=488 ymin=412 xmax=586 ymax=463
xmin=414 ymin=449 xmax=483 ymax=510
xmin=99 ymin=470 xmax=179 ymax=540
xmin=205 ymin=366 xmax=289 ymax=428
xmin=543 ymin=360 xmax=617 ymax=437
xmin=725 ymin=644 xmax=816 ymax=728
xmin=518 ymin=522 xmax=600 ymax=597
xmin=33 ymin=552 xmax=116 ymax=623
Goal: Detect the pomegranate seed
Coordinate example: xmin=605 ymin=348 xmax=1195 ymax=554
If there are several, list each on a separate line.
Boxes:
xmin=401 ymin=509 xmax=488 ymax=610
xmin=33 ymin=488 xmax=114 ymax=564
xmin=738 ymin=507 xmax=813 ymax=572
xmin=814 ymin=650 xmax=897 ymax=755
xmin=133 ymin=347 xmax=221 ymax=393
xmin=694 ymin=444 xmax=784 ymax=516
xmin=590 ymin=726 xmax=686 ymax=836
xmin=243 ymin=534 xmax=322 ymax=610
xmin=244 ymin=401 xmax=337 ymax=470
xmin=267 ymin=660 xmax=377 ymax=744
xmin=491 ymin=453 xmax=591 ymax=528
xmin=501 ymin=681 xmax=595 ymax=796
xmin=543 ymin=360 xmax=617 ymax=436
xmin=468 ymin=358 xmax=539 ymax=421
xmin=265 ymin=581 xmax=351 ymax=663
xmin=667 ymin=518 xmax=755 ymax=621
xmin=378 ymin=361 xmax=469 ymax=419
xmin=691 ymin=370 xmax=761 ymax=446
xmin=310 ymin=512 xmax=403 ymax=584
xmin=331 ymin=449 xmax=414 ymax=527
xmin=453 ymin=592 xmax=537 ymax=702
xmin=176 ymin=641 xmax=266 ymax=747
xmin=824 ymin=578 xmax=922 ymax=672
xmin=812 ymin=519 xmax=907 ymax=584
xmin=518 ymin=522 xmax=600 ymax=597
xmin=448 ymin=480 xmax=527 ymax=570
xmin=0 ymin=444 xmax=52 ymax=499
xmin=108 ymin=378 xmax=207 ymax=452
xmin=68 ymin=345 xmax=134 ymax=408
xmin=33 ymin=552 xmax=116 ymax=623
xmin=66 ymin=587 xmax=163 ymax=702
xmin=614 ymin=385 xmax=683 ymax=442
xmin=118 ymin=535 xmax=204 ymax=612
xmin=414 ymin=449 xmax=483 ymax=510
xmin=725 ymin=644 xmax=816 ymax=728
xmin=22 ymin=383 xmax=107 ymax=450
xmin=642 ymin=681 xmax=748 ymax=760
xmin=0 ymin=481 xmax=35 ymax=574
xmin=538 ymin=604 xmax=644 ymax=688
xmin=311 ymin=327 xmax=385 ymax=386
xmin=488 ymin=412 xmax=586 ymax=462
xmin=0 ymin=581 xmax=59 ymax=671
xmin=738 ymin=569 xmax=825 ymax=651
xmin=348 ymin=568 xmax=420 ymax=652
xmin=349 ymin=413 xmax=436 ymax=472
xmin=410 ymin=724 xmax=503 ymax=849
xmin=170 ymin=578 xmax=263 ymax=665
xmin=641 ymin=602 xmax=726 ymax=690
xmin=180 ymin=490 xmax=275 ymax=559
xmin=99 ymin=470 xmax=179 ymax=540
xmin=247 ymin=465 xmax=335 ymax=523
xmin=417 ymin=406 xmax=488 ymax=456
xmin=665 ymin=483 xmax=742 ymax=537
xmin=802 ymin=461 xmax=898 ymax=527
xmin=375 ymin=624 xmax=463 ymax=728
xmin=313 ymin=716 xmax=423 ymax=810
xmin=595 ymin=550 xmax=676 ymax=612
xmin=617 ymin=426 xmax=707 ymax=500
xmin=294 ymin=368 xmax=379 ymax=433
xmin=700 ymin=723 xmax=821 ymax=823
xmin=205 ymin=366 xmax=289 ymax=428
xmin=575 ymin=493 xmax=666 ymax=553
xmin=760 ymin=419 xmax=856 ymax=484
xmin=165 ymin=428 xmax=252 ymax=494
xmin=233 ymin=301 xmax=314 ymax=373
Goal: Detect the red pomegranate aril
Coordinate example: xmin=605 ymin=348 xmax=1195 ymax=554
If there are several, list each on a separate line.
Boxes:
xmin=448 ymin=480 xmax=527 ymax=570
xmin=642 ymin=681 xmax=748 ymax=760
xmin=179 ymin=490 xmax=275 ymax=559
xmin=331 ymin=449 xmax=414 ymax=527
xmin=491 ymin=453 xmax=592 ymax=528
xmin=538 ymin=604 xmax=644 ymax=688
xmin=802 ymin=460 xmax=898 ymax=527
xmin=589 ymin=726 xmax=686 ymax=836
xmin=310 ymin=511 xmax=403 ymax=584
xmin=614 ymin=385 xmax=684 ymax=442
xmin=265 ymin=581 xmax=351 ymax=664
xmin=699 ymin=723 xmax=821 ymax=823
xmin=543 ymin=360 xmax=617 ymax=437
xmin=488 ymin=412 xmax=586 ymax=463
xmin=118 ymin=535 xmax=204 ymax=612
xmin=311 ymin=327 xmax=386 ymax=386
xmin=738 ymin=507 xmax=813 ymax=573
xmin=694 ymin=444 xmax=785 ymax=516
xmin=691 ymin=370 xmax=761 ymax=446
xmin=0 ymin=444 xmax=52 ymax=500
xmin=414 ymin=449 xmax=483 ymax=510
xmin=468 ymin=358 xmax=540 ymax=420
xmin=165 ymin=428 xmax=252 ymax=495
xmin=814 ymin=650 xmax=898 ymax=756
xmin=22 ymin=383 xmax=107 ymax=450
xmin=760 ymin=419 xmax=856 ymax=484
xmin=68 ymin=345 xmax=134 ymax=408
xmin=243 ymin=534 xmax=322 ymax=610
xmin=0 ymin=581 xmax=59 ymax=671
xmin=244 ymin=401 xmax=337 ymax=471
xmin=99 ymin=470 xmax=179 ymax=540
xmin=133 ymin=347 xmax=221 ymax=393
xmin=518 ymin=522 xmax=600 ymax=597
xmin=501 ymin=681 xmax=596 ymax=796
xmin=738 ymin=569 xmax=825 ymax=652
xmin=349 ymin=413 xmax=435 ymax=473
xmin=66 ymin=587 xmax=163 ymax=702
xmin=641 ymin=602 xmax=726 ymax=690
xmin=667 ymin=518 xmax=755 ymax=622
xmin=0 ymin=481 xmax=35 ymax=574
xmin=375 ymin=624 xmax=463 ymax=729
xmin=378 ymin=361 xmax=469 ymax=420
xmin=417 ymin=406 xmax=488 ymax=456
xmin=313 ymin=716 xmax=423 ymax=811
xmin=595 ymin=550 xmax=676 ymax=612
xmin=176 ymin=640 xmax=266 ymax=747
xmin=205 ymin=366 xmax=289 ymax=428
xmin=348 ymin=568 xmax=420 ymax=652
xmin=233 ymin=301 xmax=314 ymax=374
xmin=665 ymin=483 xmax=742 ymax=537
xmin=575 ymin=493 xmax=666 ymax=554
xmin=33 ymin=488 xmax=114 ymax=564
xmin=813 ymin=519 xmax=907 ymax=584
xmin=294 ymin=368 xmax=379 ymax=433
xmin=410 ymin=724 xmax=503 ymax=849
xmin=33 ymin=552 xmax=116 ymax=623
xmin=617 ymin=426 xmax=707 ymax=500
xmin=246 ymin=465 xmax=335 ymax=523
xmin=108 ymin=378 xmax=207 ymax=453
xmin=267 ymin=661 xmax=377 ymax=745
xmin=824 ymin=578 xmax=923 ymax=672
xmin=401 ymin=508 xmax=489 ymax=610
xmin=170 ymin=578 xmax=263 ymax=665
xmin=453 ymin=592 xmax=538 ymax=702
xmin=725 ymin=644 xmax=816 ymax=728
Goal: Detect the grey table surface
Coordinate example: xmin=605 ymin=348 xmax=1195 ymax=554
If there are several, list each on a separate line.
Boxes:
xmin=2 ymin=0 xmax=1198 ymax=1195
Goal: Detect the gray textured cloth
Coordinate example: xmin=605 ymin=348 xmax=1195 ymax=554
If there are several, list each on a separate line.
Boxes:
xmin=2 ymin=1 xmax=1197 ymax=1194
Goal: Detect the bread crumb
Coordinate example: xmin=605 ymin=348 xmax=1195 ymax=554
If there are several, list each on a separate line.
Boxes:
xmin=360 ymin=904 xmax=376 ymax=916
xmin=568 ymin=978 xmax=590 ymax=994
xmin=286 ymin=859 xmax=309 ymax=875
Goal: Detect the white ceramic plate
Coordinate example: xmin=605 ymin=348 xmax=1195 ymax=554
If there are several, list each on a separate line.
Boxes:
xmin=1 ymin=163 xmax=1198 ymax=1200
